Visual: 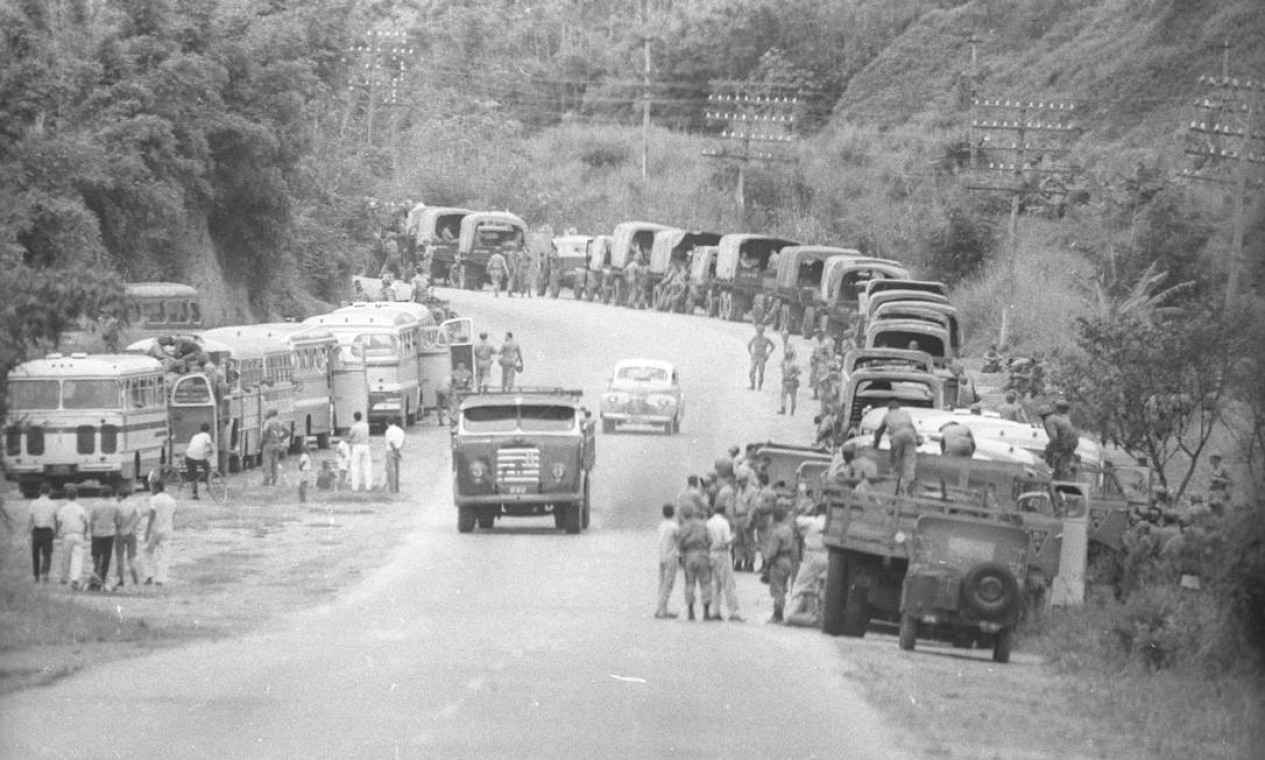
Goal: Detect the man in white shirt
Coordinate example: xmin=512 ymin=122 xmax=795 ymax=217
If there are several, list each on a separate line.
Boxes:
xmin=55 ymin=484 xmax=88 ymax=590
xmin=706 ymin=502 xmax=744 ymax=622
xmin=185 ymin=422 xmax=215 ymax=500
xmin=348 ymin=411 xmax=372 ymax=492
xmin=384 ymin=417 xmax=405 ymax=493
xmin=143 ymin=479 xmax=177 ymax=586
xmin=654 ymin=504 xmax=679 ymax=620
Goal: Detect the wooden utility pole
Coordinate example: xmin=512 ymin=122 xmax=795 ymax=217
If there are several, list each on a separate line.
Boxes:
xmin=347 ymin=30 xmax=416 ymax=151
xmin=641 ymin=0 xmax=651 ymax=180
xmin=969 ymin=98 xmax=1079 ymax=348
xmin=702 ymin=82 xmax=799 ymax=215
xmin=1184 ymin=70 xmax=1265 ymax=310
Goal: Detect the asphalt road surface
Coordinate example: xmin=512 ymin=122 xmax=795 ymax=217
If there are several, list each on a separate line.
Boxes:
xmin=0 ymin=290 xmax=909 ymax=759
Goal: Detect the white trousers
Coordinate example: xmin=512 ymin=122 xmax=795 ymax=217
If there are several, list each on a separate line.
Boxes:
xmin=350 ymin=444 xmax=373 ymax=491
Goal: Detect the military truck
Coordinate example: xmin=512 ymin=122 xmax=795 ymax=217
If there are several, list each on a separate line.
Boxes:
xmin=645 ymin=229 xmax=722 ymax=312
xmin=772 ymin=246 xmax=863 ymax=336
xmin=415 ymin=207 xmax=474 ymax=284
xmin=544 ymin=234 xmax=593 ymax=298
xmin=820 ymin=258 xmax=909 ymax=339
xmin=454 ymin=211 xmax=527 ymax=291
xmin=712 ymin=234 xmax=799 ymax=323
xmin=452 ymin=388 xmax=595 ymax=534
xmin=610 ymin=221 xmax=676 ymax=306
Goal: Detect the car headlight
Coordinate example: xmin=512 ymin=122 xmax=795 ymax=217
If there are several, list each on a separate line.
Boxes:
xmin=648 ymin=393 xmax=676 ymax=408
xmin=550 ymin=462 xmax=567 ymax=483
xmin=469 ymin=460 xmax=488 ymax=483
xmin=605 ymin=392 xmax=630 ymax=404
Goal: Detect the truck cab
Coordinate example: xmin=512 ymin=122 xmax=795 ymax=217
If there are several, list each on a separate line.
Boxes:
xmin=452 ymin=388 xmax=593 ymax=534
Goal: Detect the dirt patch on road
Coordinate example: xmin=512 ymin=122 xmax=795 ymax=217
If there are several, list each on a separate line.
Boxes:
xmin=0 ymin=468 xmax=419 ymax=695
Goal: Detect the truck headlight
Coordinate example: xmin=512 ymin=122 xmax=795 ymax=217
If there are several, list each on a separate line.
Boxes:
xmin=551 ymin=462 xmax=567 ymax=482
xmin=469 ymin=460 xmax=488 ymax=483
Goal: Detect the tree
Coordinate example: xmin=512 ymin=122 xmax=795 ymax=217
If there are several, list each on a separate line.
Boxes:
xmin=1053 ymin=310 xmax=1239 ymax=497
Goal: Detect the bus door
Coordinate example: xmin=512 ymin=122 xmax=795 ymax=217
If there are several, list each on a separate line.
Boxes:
xmin=330 ymin=341 xmax=369 ymax=436
xmin=442 ymin=318 xmax=475 ymax=372
xmin=168 ymin=374 xmax=222 ymax=471
xmin=418 ymin=325 xmax=450 ymax=415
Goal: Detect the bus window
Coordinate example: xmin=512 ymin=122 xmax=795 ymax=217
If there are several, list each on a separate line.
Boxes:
xmin=189 ymin=301 xmax=202 ymax=326
xmin=7 ymin=380 xmax=60 ymax=410
xmin=172 ymin=375 xmax=213 ymax=404
xmin=168 ymin=300 xmax=190 ymax=325
xmin=141 ymin=300 xmax=165 ymax=327
xmin=63 ymin=379 xmax=122 ymax=409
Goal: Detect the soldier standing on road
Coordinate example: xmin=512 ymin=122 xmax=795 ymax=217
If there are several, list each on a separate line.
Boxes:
xmin=761 ymin=502 xmax=798 ymax=623
xmin=706 ymin=501 xmax=744 ymax=622
xmin=473 ymin=333 xmax=496 ymax=393
xmin=778 ymin=347 xmax=801 ymax=415
xmin=485 ymin=249 xmax=508 ymax=297
xmin=677 ymin=503 xmax=714 ymax=621
xmin=27 ymin=482 xmax=57 ymax=584
xmin=261 ymin=409 xmax=289 ymax=487
xmin=874 ymin=399 xmax=920 ymax=495
xmin=499 ymin=332 xmax=522 ymax=392
xmin=748 ymin=325 xmax=775 ymax=390
xmin=675 ymin=475 xmax=709 ymax=518
xmin=654 ymin=504 xmax=680 ymax=620
xmin=997 ymin=390 xmax=1028 ymax=423
xmin=384 ymin=417 xmax=405 ymax=494
xmin=1040 ymin=400 xmax=1079 ymax=480
xmin=514 ymin=244 xmax=533 ymax=298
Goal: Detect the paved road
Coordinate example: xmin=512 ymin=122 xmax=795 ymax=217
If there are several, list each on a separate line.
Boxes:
xmin=0 ymin=290 xmax=908 ymax=759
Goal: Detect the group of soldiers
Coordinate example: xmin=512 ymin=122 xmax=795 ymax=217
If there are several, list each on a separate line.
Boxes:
xmin=656 ymin=444 xmax=831 ymax=625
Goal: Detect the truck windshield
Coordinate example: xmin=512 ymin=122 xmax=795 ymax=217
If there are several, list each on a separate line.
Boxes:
xmin=463 ymin=404 xmax=575 ymax=433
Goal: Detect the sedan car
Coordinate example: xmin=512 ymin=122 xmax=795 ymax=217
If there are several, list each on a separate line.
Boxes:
xmin=599 ymin=359 xmax=684 ymax=434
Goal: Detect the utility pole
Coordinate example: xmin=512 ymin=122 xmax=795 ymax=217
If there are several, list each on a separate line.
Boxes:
xmin=1184 ymin=69 xmax=1265 ymax=310
xmin=969 ymin=98 xmax=1079 ymax=348
xmin=346 ymin=30 xmax=416 ymax=148
xmin=640 ymin=0 xmax=651 ymax=180
xmin=702 ymin=81 xmax=799 ymax=215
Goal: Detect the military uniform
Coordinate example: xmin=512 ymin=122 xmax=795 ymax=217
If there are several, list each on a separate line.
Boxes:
xmin=748 ymin=330 xmax=775 ymax=390
xmin=499 ymin=338 xmax=522 ymax=392
xmin=874 ymin=405 xmax=919 ymax=493
xmin=1042 ymin=407 xmax=1078 ymax=480
xmin=761 ymin=513 xmax=798 ymax=622
xmin=473 ymin=339 xmax=496 ymax=392
xmin=677 ymin=510 xmax=713 ymax=620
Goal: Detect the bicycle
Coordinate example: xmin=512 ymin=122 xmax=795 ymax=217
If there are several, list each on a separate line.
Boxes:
xmin=152 ymin=462 xmax=229 ymax=504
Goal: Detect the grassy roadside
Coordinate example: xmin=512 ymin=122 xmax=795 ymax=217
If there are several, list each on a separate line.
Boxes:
xmin=0 ymin=472 xmax=414 ymax=695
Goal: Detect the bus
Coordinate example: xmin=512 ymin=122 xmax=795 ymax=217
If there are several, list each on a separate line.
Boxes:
xmin=198 ymin=329 xmax=300 ymax=465
xmin=4 ymin=353 xmax=168 ymax=496
xmin=61 ymin=282 xmax=205 ymax=354
xmin=304 ymin=306 xmax=423 ymax=427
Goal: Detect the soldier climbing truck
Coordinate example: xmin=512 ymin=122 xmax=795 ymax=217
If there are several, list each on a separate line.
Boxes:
xmin=452 ymin=388 xmax=595 ymax=534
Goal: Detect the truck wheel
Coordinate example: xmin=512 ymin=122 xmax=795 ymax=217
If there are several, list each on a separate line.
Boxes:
xmin=315 ymin=433 xmax=330 ymax=450
xmin=671 ymin=416 xmax=680 ymax=435
xmin=898 ymin=612 xmax=917 ymax=651
xmin=842 ymin=578 xmax=871 ymax=637
xmin=550 ymin=281 xmax=561 ymax=299
xmin=476 ymin=512 xmax=495 ymax=530
xmin=457 ymin=507 xmax=476 ymax=533
xmin=563 ymin=502 xmax=582 ymax=534
xmin=554 ymin=509 xmax=566 ymax=530
xmin=993 ymin=626 xmax=1013 ymax=664
xmin=602 ymin=418 xmax=615 ymax=434
xmin=581 ymin=479 xmax=591 ymax=530
xmin=821 ymin=549 xmax=849 ymax=636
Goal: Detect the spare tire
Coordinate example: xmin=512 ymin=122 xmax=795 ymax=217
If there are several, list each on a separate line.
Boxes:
xmin=961 ymin=562 xmax=1020 ymax=620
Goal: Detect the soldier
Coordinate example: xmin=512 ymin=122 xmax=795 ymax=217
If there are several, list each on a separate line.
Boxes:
xmin=473 ymin=333 xmax=496 ymax=393
xmin=997 ymin=390 xmax=1028 ymax=423
xmin=626 ymin=254 xmax=645 ymax=309
xmin=950 ymin=362 xmax=978 ymax=408
xmin=761 ymin=502 xmax=798 ymax=623
xmin=675 ymin=475 xmax=709 ymax=518
xmin=982 ymin=343 xmax=1005 ymax=373
xmin=1040 ymin=400 xmax=1079 ymax=480
xmin=1207 ymin=452 xmax=1232 ymax=514
xmin=379 ymin=271 xmax=397 ymax=303
xmin=498 ymin=332 xmax=522 ymax=392
xmin=778 ymin=347 xmax=801 ymax=415
xmin=747 ymin=325 xmax=776 ymax=390
xmin=940 ymin=421 xmax=975 ymax=457
xmin=809 ymin=330 xmax=830 ymax=400
xmin=676 ymin=504 xmax=713 ymax=621
xmin=513 ymin=244 xmax=533 ymax=298
xmin=410 ymin=266 xmax=430 ymax=303
xmin=261 ymin=409 xmax=289 ymax=486
xmin=873 ymin=398 xmax=920 ymax=495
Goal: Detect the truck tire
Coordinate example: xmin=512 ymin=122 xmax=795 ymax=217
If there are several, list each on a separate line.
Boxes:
xmin=821 ymin=549 xmax=849 ymax=636
xmin=476 ymin=512 xmax=495 ymax=530
xmin=457 ymin=507 xmax=476 ymax=533
xmin=581 ymin=479 xmax=591 ymax=530
xmin=993 ymin=626 xmax=1013 ymax=664
xmin=563 ymin=502 xmax=582 ymax=534
xmin=554 ymin=510 xmax=566 ymax=530
xmin=898 ymin=612 xmax=917 ymax=651
xmin=842 ymin=577 xmax=871 ymax=637
xmin=602 ymin=418 xmax=615 ymax=434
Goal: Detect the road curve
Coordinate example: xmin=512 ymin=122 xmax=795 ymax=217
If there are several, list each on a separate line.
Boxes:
xmin=0 ymin=289 xmax=909 ymax=759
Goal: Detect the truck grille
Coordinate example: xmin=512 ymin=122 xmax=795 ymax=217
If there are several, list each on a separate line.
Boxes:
xmin=497 ymin=447 xmax=541 ymax=486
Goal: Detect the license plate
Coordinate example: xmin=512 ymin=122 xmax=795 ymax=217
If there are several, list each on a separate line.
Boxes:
xmin=506 ymin=485 xmax=528 ymax=495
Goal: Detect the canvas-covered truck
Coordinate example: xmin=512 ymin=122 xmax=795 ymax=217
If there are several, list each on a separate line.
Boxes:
xmin=455 ymin=211 xmax=528 ymax=290
xmin=415 ymin=207 xmax=474 ymax=284
xmin=772 ymin=246 xmax=864 ymax=336
xmin=452 ymin=388 xmax=594 ymax=534
xmin=712 ymin=234 xmax=799 ymax=323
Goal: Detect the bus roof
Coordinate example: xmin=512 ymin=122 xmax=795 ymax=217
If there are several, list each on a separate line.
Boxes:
xmin=250 ymin=322 xmax=339 ymax=345
xmin=305 ymin=308 xmax=420 ymax=329
xmin=200 ymin=327 xmax=292 ymax=356
xmin=11 ymin=353 xmax=165 ymax=379
xmin=125 ymin=282 xmax=199 ymax=298
xmin=333 ymin=302 xmax=436 ymax=326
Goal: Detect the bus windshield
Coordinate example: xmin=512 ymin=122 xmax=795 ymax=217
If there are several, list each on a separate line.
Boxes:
xmin=7 ymin=380 xmax=60 ymax=410
xmin=62 ymin=379 xmax=121 ymax=409
xmin=357 ymin=332 xmax=399 ymax=358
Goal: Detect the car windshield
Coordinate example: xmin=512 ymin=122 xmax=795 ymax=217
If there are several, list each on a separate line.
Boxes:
xmin=463 ymin=404 xmax=575 ymax=433
xmin=616 ymin=366 xmax=668 ymax=383
xmin=6 ymin=380 xmax=60 ymax=410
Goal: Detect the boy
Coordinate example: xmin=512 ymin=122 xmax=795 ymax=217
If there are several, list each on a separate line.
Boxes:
xmin=654 ymin=503 xmax=680 ymax=620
